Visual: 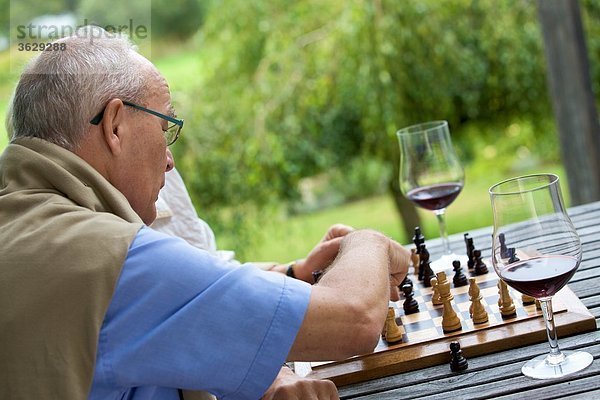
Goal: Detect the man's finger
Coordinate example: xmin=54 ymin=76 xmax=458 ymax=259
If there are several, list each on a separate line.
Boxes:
xmin=322 ymin=224 xmax=354 ymax=242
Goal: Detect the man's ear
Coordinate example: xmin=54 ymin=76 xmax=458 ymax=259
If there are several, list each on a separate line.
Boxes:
xmin=100 ymin=99 xmax=127 ymax=155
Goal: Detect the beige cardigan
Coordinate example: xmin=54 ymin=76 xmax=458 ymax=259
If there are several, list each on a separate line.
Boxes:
xmin=0 ymin=138 xmax=213 ymax=400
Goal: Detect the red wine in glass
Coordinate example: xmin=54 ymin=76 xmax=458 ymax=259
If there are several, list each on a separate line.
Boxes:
xmin=397 ymin=121 xmax=465 ymax=262
xmin=498 ymin=255 xmax=578 ymax=298
xmin=406 ymin=183 xmax=463 ymax=211
xmin=490 ymin=173 xmax=592 ymax=379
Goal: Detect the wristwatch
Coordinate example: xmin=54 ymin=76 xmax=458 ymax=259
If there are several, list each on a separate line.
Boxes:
xmin=285 ymin=262 xmax=296 ymax=278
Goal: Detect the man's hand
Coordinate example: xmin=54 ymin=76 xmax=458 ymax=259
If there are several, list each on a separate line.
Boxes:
xmin=320 ymin=223 xmax=354 ymax=242
xmin=294 ymin=224 xmax=354 ymax=282
xmin=387 ymin=239 xmax=411 ymax=301
xmin=261 ymin=366 xmax=339 ymax=400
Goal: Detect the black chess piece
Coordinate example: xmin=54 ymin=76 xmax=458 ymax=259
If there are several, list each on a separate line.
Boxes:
xmin=413 ymin=227 xmax=425 ymax=254
xmin=423 ymin=264 xmax=435 ymax=288
xmin=499 ymin=232 xmax=510 ymax=258
xmin=452 ymin=260 xmax=468 ymax=287
xmin=473 ymin=250 xmax=488 ymax=275
xmin=466 ymin=237 xmax=475 ymax=270
xmin=463 ymin=233 xmax=470 ymax=252
xmin=449 ymin=341 xmax=468 ymax=372
xmin=399 ymin=275 xmax=413 ymax=293
xmin=508 ymin=247 xmax=520 ymax=264
xmin=402 ymin=284 xmax=419 ymax=314
xmin=418 ymin=243 xmax=429 ymax=281
xmin=419 ymin=245 xmax=434 ymax=287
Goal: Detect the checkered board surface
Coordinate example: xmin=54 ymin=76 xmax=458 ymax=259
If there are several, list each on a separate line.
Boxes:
xmin=310 ymin=265 xmax=566 ymax=369
xmin=375 ymin=268 xmax=565 ymax=350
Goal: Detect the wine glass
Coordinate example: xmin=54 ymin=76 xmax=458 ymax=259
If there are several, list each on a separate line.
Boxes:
xmin=397 ymin=120 xmax=466 ymax=269
xmin=489 ymin=173 xmax=593 ymax=379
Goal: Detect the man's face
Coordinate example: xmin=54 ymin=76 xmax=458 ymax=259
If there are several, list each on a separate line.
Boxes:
xmin=115 ymin=59 xmax=175 ymax=224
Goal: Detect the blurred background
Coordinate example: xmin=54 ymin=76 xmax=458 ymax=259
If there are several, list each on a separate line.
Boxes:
xmin=2 ymin=0 xmax=599 ymax=261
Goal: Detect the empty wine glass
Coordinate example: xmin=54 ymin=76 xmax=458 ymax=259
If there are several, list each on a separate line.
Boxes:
xmin=397 ymin=121 xmax=466 ymax=268
xmin=490 ymin=173 xmax=593 ymax=379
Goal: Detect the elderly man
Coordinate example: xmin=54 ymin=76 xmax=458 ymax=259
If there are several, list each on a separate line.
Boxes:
xmin=0 ymin=27 xmax=409 ymax=400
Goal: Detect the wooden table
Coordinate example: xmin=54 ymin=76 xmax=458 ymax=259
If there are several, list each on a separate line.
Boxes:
xmin=337 ymin=201 xmax=600 ymax=399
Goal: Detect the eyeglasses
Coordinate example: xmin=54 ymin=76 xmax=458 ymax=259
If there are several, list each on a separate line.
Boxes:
xmin=89 ymin=100 xmax=184 ymax=146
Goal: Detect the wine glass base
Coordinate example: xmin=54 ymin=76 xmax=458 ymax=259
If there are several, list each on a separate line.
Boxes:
xmin=521 ymin=350 xmax=593 ymax=380
xmin=430 ymin=253 xmax=469 ymax=274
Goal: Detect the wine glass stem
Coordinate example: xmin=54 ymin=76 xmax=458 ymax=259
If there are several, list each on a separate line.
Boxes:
xmin=540 ymin=298 xmax=565 ymax=364
xmin=434 ymin=208 xmax=452 ymax=255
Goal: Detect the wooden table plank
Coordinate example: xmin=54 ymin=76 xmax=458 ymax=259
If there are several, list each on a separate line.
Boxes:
xmin=350 ymin=345 xmax=600 ymax=400
xmin=493 ymin=374 xmax=600 ymax=400
xmin=339 ymin=201 xmax=600 ymax=399
xmin=555 ymin=387 xmax=600 ymax=400
xmin=339 ymin=331 xmax=600 ymax=399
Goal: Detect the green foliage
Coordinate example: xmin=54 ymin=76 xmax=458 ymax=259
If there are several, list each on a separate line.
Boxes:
xmin=172 ymin=0 xmax=574 ymax=255
xmin=151 ymin=0 xmax=207 ymax=40
xmin=77 ymin=0 xmax=205 ymax=42
xmin=582 ymin=0 xmax=600 ymax=97
xmin=2 ymin=0 xmax=597 ymax=258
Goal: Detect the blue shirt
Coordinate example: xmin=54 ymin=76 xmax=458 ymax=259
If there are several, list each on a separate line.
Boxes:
xmin=89 ymin=227 xmax=311 ymax=400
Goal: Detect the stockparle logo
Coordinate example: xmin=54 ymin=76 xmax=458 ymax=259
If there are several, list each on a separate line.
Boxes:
xmin=9 ymin=0 xmax=152 ymax=72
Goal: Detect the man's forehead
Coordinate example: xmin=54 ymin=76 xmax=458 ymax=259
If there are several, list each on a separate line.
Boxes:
xmin=130 ymin=53 xmax=174 ymax=115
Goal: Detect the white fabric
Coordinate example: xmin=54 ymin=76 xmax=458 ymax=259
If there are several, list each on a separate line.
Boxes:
xmin=152 ymin=169 xmax=237 ymax=263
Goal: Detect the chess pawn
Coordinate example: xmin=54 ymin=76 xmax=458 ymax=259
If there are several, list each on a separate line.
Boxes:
xmin=468 ymin=278 xmax=489 ymax=324
xmin=402 ymin=284 xmax=419 ymax=315
xmin=473 ymin=250 xmax=488 ymax=275
xmin=452 ymin=260 xmax=468 ymax=287
xmin=521 ymin=293 xmax=535 ymax=306
xmin=498 ymin=279 xmax=517 ymax=318
xmin=411 ymin=248 xmax=420 ymax=276
xmin=438 ymin=272 xmax=461 ymax=333
xmin=449 ymin=341 xmax=468 ymax=372
xmin=383 ymin=307 xmax=403 ymax=343
xmin=400 ymin=275 xmax=413 ymax=294
xmin=430 ymin=277 xmax=443 ymax=306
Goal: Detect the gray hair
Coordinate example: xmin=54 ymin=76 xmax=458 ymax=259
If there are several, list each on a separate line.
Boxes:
xmin=11 ymin=26 xmax=149 ymax=150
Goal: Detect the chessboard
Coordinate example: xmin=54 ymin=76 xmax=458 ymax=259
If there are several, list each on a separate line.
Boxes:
xmin=294 ymin=233 xmax=596 ymax=386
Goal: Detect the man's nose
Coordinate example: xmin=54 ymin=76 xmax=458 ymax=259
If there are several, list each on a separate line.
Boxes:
xmin=166 ymin=148 xmax=175 ymax=172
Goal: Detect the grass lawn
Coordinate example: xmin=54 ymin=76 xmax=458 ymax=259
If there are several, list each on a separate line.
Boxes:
xmin=223 ymin=162 xmax=567 ymax=263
